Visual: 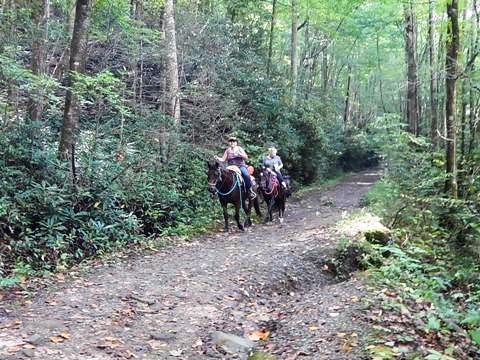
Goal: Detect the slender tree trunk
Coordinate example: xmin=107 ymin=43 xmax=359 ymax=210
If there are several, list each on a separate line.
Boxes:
xmin=28 ymin=0 xmax=50 ymax=122
xmin=404 ymin=1 xmax=420 ymax=135
xmin=321 ymin=49 xmax=328 ymax=93
xmin=164 ymin=0 xmax=180 ymax=124
xmin=376 ymin=33 xmax=386 ymax=113
xmin=267 ymin=0 xmax=277 ymax=76
xmin=58 ymin=0 xmax=92 ymax=161
xmin=428 ymin=0 xmax=438 ymax=147
xmin=444 ymin=0 xmax=459 ymax=198
xmin=291 ymin=0 xmax=298 ymax=100
xmin=343 ymin=64 xmax=352 ymax=127
xmin=469 ymin=71 xmax=476 ymax=154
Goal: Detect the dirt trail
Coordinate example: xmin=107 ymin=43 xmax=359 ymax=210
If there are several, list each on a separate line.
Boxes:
xmin=0 ymin=170 xmax=380 ymax=360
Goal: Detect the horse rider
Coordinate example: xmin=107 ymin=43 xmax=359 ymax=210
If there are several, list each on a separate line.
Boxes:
xmin=216 ymin=136 xmax=257 ymax=199
xmin=262 ymin=146 xmax=287 ymax=189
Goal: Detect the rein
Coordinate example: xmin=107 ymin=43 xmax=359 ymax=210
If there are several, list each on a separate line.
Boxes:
xmin=215 ymin=170 xmax=239 ymax=196
xmin=262 ymin=174 xmax=278 ymax=196
xmin=214 ymin=169 xmax=245 ymax=213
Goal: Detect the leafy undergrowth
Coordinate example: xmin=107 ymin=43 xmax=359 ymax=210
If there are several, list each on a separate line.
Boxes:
xmin=363 ymin=242 xmax=480 ymax=360
xmin=359 ymin=180 xmax=480 ymax=360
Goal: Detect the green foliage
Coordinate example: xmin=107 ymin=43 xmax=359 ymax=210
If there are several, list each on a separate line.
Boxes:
xmin=0 ymin=116 xmax=219 ymax=277
xmin=362 ymin=116 xmax=480 ymax=356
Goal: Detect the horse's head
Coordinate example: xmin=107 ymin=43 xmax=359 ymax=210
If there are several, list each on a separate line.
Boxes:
xmin=206 ymin=160 xmax=222 ymax=194
xmin=259 ymin=167 xmax=275 ymax=193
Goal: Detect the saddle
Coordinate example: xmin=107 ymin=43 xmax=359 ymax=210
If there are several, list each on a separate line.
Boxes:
xmin=226 ymin=165 xmax=244 ymax=184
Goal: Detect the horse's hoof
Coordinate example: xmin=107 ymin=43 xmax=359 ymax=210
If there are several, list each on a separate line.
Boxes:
xmin=224 ymin=228 xmax=229 ymax=233
xmin=279 ymin=217 xmax=284 ymax=224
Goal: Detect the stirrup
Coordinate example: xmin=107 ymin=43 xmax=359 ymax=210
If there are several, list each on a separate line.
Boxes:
xmin=249 ymin=190 xmax=257 ymax=199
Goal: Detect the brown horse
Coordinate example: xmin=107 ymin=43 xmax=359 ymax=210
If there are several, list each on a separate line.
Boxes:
xmin=259 ymin=168 xmax=286 ymax=223
xmin=207 ymin=161 xmax=261 ymax=232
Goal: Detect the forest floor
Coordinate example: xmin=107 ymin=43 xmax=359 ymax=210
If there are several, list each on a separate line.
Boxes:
xmin=0 ymin=170 xmax=381 ymax=360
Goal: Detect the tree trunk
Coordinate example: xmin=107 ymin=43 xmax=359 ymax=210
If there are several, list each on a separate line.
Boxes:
xmin=266 ymin=0 xmax=277 ymax=76
xmin=58 ymin=0 xmax=92 ymax=161
xmin=428 ymin=0 xmax=438 ymax=147
xmin=291 ymin=0 xmax=298 ymax=100
xmin=376 ymin=33 xmax=386 ymax=113
xmin=321 ymin=49 xmax=328 ymax=93
xmin=404 ymin=1 xmax=420 ymax=135
xmin=164 ymin=0 xmax=180 ymax=125
xmin=28 ymin=0 xmax=50 ymax=122
xmin=444 ymin=0 xmax=459 ymax=198
xmin=343 ymin=64 xmax=352 ymax=127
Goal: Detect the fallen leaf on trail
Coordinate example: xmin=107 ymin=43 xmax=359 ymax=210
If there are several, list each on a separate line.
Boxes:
xmin=45 ymin=348 xmax=60 ymax=355
xmin=308 ymin=326 xmax=318 ymax=331
xmin=97 ymin=337 xmax=123 ymax=349
xmin=248 ymin=330 xmax=270 ymax=341
xmin=147 ymin=340 xmax=168 ymax=350
xmin=192 ymin=338 xmax=203 ymax=348
xmin=2 ymin=320 xmax=22 ymax=329
xmin=49 ymin=336 xmax=65 ymax=343
xmin=329 ymin=312 xmax=340 ymax=317
xmin=7 ymin=345 xmax=23 ymax=353
xmin=58 ymin=332 xmax=71 ymax=340
xmin=169 ymin=349 xmax=183 ymax=357
xmin=337 ymin=332 xmax=347 ymax=338
xmin=125 ymin=350 xmax=138 ymax=358
xmin=23 ymin=344 xmax=36 ymax=349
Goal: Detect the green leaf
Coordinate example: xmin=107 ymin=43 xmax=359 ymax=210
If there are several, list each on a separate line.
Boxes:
xmin=470 ymin=329 xmax=480 ymax=346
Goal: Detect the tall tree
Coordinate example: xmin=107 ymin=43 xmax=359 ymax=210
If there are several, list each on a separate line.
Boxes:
xmin=28 ymin=0 xmax=50 ymax=122
xmin=266 ymin=0 xmax=277 ymax=76
xmin=291 ymin=0 xmax=298 ymax=100
xmin=164 ymin=0 xmax=180 ymax=124
xmin=428 ymin=0 xmax=438 ymax=147
xmin=444 ymin=0 xmax=459 ymax=198
xmin=404 ymin=1 xmax=420 ymax=136
xmin=58 ymin=0 xmax=92 ymax=161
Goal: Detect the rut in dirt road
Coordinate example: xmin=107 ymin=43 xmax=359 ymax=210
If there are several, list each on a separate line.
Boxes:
xmin=0 ymin=170 xmax=381 ymax=360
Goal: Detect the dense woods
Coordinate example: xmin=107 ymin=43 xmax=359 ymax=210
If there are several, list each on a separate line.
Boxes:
xmin=0 ymin=0 xmax=479 ymax=357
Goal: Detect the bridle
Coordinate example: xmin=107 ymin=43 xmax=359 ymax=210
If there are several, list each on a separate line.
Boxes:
xmin=208 ymin=167 xmax=223 ymax=190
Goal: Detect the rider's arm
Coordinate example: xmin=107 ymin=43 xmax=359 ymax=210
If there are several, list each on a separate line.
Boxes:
xmin=275 ymin=157 xmax=283 ymax=171
xmin=238 ymin=146 xmax=248 ymax=161
xmin=216 ymin=149 xmax=228 ymax=162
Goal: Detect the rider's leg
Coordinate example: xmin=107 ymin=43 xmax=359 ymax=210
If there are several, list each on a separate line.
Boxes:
xmin=240 ymin=166 xmax=256 ymax=198
xmin=275 ymin=170 xmax=287 ymax=189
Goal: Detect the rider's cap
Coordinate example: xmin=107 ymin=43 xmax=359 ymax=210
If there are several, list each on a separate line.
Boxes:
xmin=227 ymin=136 xmax=238 ymax=142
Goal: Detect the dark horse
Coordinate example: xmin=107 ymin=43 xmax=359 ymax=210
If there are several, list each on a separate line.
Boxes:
xmin=207 ymin=161 xmax=261 ymax=232
xmin=259 ymin=168 xmax=287 ymax=223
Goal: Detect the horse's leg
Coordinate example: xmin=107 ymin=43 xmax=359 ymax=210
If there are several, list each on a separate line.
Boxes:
xmin=263 ymin=196 xmax=270 ymax=223
xmin=235 ymin=202 xmax=244 ymax=231
xmin=253 ymin=197 xmax=262 ymax=218
xmin=264 ymin=198 xmax=274 ymax=223
xmin=279 ymin=198 xmax=285 ymax=224
xmin=243 ymin=197 xmax=252 ymax=227
xmin=222 ymin=203 xmax=229 ymax=232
